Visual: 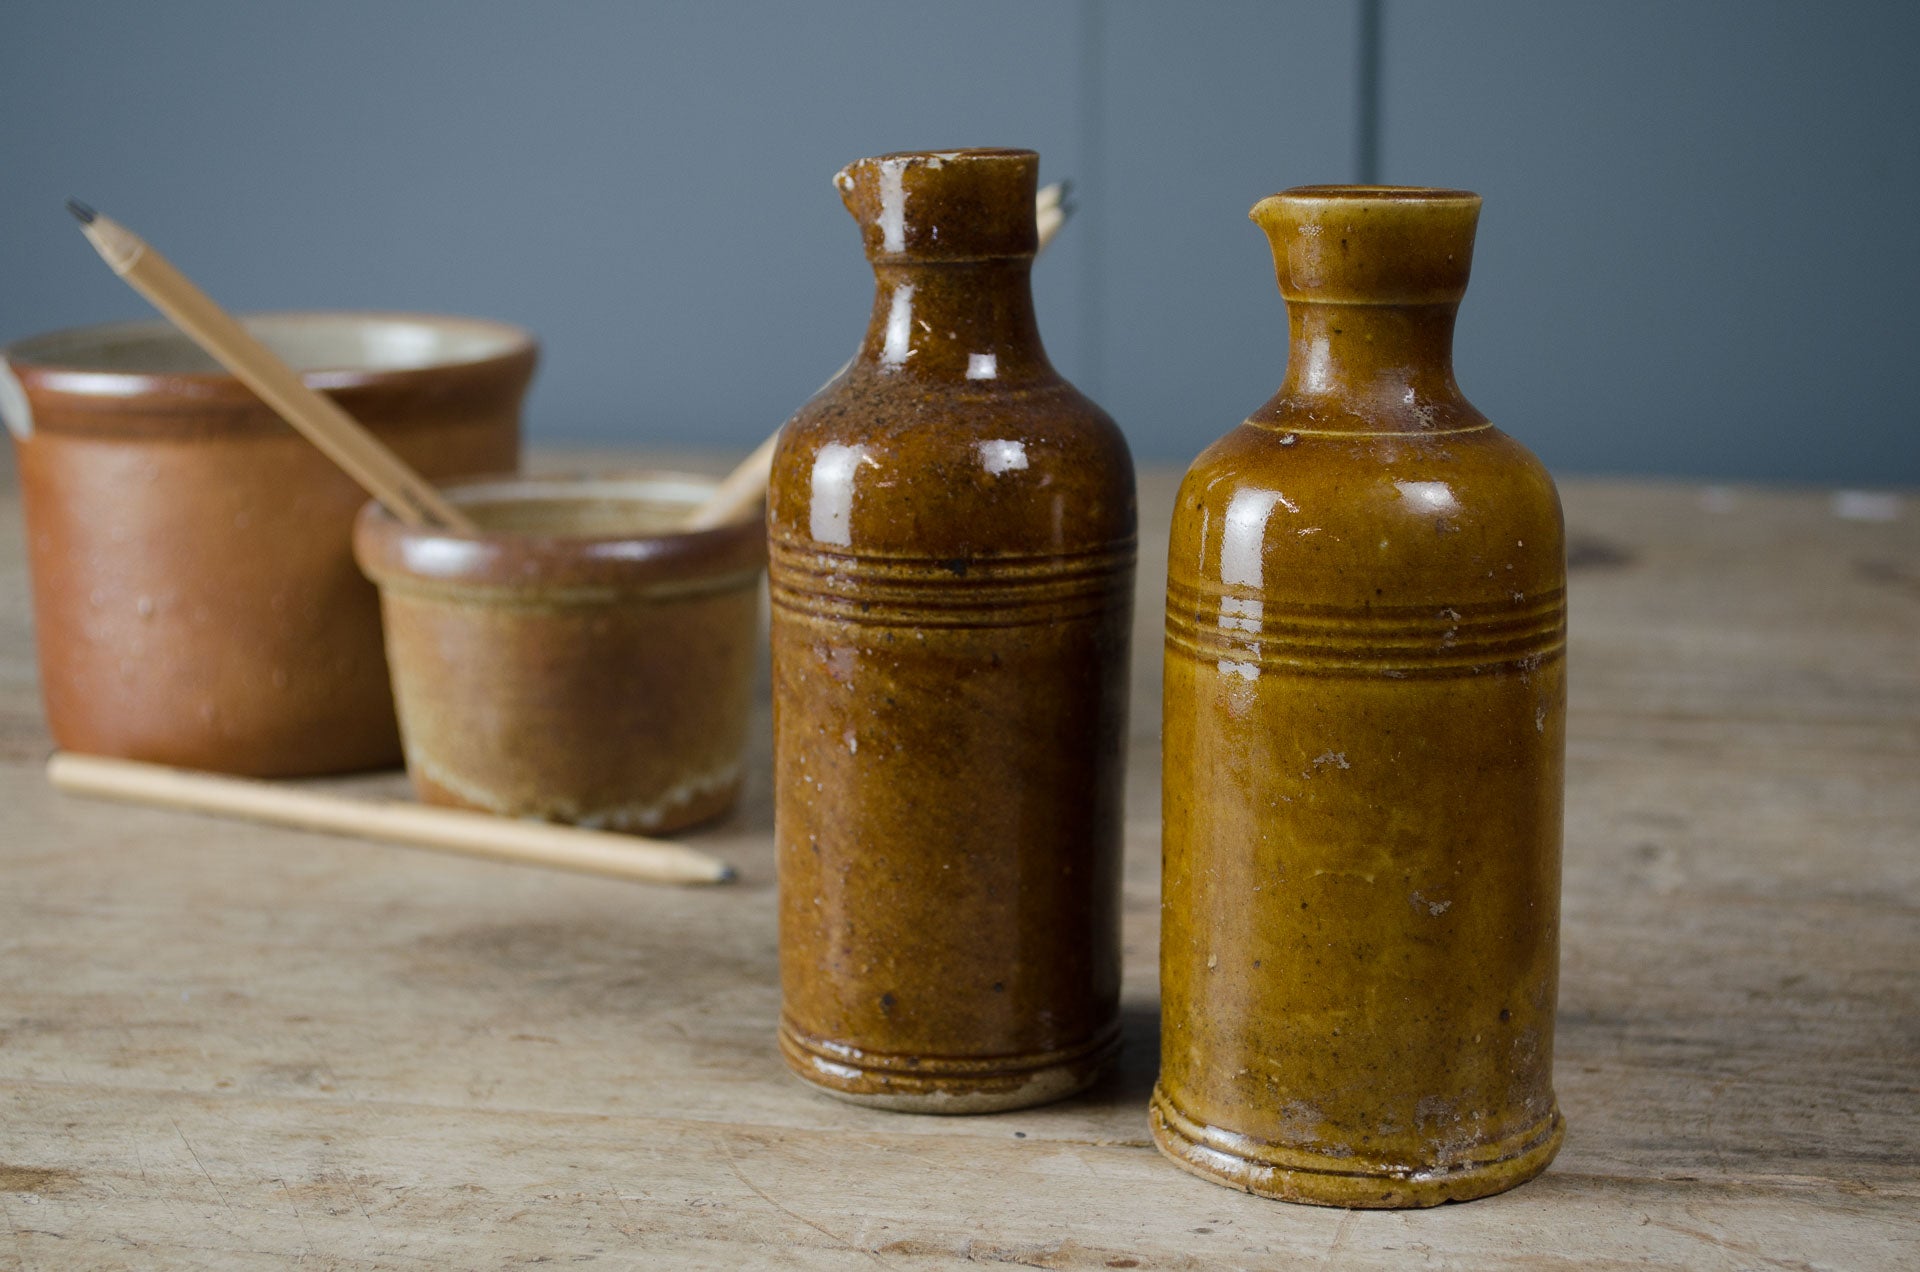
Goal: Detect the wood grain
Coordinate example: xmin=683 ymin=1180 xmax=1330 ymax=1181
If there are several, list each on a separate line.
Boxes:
xmin=1 ymin=451 xmax=1915 ymax=1268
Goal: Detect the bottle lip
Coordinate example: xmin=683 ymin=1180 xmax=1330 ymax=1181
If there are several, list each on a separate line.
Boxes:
xmin=1252 ymin=186 xmax=1481 ymax=304
xmin=836 ymin=148 xmax=1041 ymax=261
xmin=1270 ymin=184 xmax=1481 ymax=204
xmin=856 ymin=147 xmax=1037 ymax=165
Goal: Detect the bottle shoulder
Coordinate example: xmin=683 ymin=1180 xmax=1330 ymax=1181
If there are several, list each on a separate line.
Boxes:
xmin=779 ymin=368 xmax=1125 ymax=452
xmin=1171 ymin=422 xmax=1563 ymax=607
xmin=770 ymin=372 xmax=1136 ymax=557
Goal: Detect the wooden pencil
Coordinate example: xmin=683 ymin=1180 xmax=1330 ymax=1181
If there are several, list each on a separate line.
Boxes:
xmin=48 ymin=752 xmax=736 ymax=887
xmin=67 ymin=201 xmax=476 ymax=533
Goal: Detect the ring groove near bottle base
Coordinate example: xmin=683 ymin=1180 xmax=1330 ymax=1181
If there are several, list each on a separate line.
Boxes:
xmin=779 ymin=1017 xmax=1121 ymax=1114
xmin=1148 ymin=1083 xmax=1564 ymax=1208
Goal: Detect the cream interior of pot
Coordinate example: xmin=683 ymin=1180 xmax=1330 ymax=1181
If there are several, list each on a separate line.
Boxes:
xmin=449 ymin=476 xmax=716 ymax=539
xmin=6 ymin=313 xmax=528 ymax=375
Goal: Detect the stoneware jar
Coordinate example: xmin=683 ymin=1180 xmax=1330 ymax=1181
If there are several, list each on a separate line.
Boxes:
xmin=354 ymin=472 xmax=765 ymax=834
xmin=769 ymin=149 xmax=1136 ymax=1112
xmin=4 ymin=313 xmax=531 ymax=776
xmin=1154 ymin=187 xmax=1566 ymax=1206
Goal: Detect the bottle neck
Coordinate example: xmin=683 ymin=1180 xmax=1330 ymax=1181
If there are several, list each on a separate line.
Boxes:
xmin=853 ymin=258 xmax=1052 ymax=383
xmin=1274 ymin=301 xmax=1479 ymax=431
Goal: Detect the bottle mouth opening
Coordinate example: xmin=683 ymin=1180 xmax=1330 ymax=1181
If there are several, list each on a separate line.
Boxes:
xmin=858 ymin=147 xmax=1037 ymax=166
xmin=1272 ymin=184 xmax=1480 ymax=204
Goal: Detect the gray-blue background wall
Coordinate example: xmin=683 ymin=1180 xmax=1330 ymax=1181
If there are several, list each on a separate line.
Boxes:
xmin=3 ymin=1 xmax=1915 ymax=484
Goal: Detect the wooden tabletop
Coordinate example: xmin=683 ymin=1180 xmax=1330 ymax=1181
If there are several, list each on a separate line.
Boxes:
xmin=2 ymin=455 xmax=1915 ymax=1269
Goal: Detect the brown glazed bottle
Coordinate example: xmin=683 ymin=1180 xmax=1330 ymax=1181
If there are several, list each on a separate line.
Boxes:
xmin=1153 ymin=187 xmax=1566 ymax=1206
xmin=769 ymin=149 xmax=1135 ymax=1112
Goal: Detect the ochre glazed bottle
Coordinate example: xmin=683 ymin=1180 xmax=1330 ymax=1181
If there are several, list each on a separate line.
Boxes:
xmin=1153 ymin=187 xmax=1566 ymax=1206
xmin=769 ymin=149 xmax=1135 ymax=1112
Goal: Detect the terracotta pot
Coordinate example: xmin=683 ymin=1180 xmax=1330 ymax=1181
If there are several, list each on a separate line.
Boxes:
xmin=1154 ymin=187 xmax=1567 ymax=1206
xmin=5 ymin=313 xmax=532 ymax=776
xmin=769 ymin=149 xmax=1136 ymax=1112
xmin=354 ymin=473 xmax=765 ymax=834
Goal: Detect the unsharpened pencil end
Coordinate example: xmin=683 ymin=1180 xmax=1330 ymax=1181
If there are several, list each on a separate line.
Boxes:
xmin=67 ymin=199 xmax=98 ymax=225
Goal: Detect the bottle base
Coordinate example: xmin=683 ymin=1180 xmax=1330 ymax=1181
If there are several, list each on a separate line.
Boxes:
xmin=1148 ymin=1083 xmax=1564 ymax=1208
xmin=778 ymin=1017 xmax=1120 ymax=1115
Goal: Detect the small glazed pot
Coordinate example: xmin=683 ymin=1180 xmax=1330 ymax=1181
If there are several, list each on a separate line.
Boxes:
xmin=4 ymin=312 xmax=533 ymax=776
xmin=353 ymin=473 xmax=766 ymax=834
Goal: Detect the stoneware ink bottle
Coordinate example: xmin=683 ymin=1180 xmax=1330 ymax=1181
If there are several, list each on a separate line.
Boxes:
xmin=1154 ymin=186 xmax=1566 ymax=1205
xmin=769 ymin=148 xmax=1136 ymax=1112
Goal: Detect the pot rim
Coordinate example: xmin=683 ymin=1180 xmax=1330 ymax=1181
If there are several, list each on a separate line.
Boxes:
xmin=4 ymin=311 xmax=539 ymax=397
xmin=354 ymin=470 xmax=768 ymax=599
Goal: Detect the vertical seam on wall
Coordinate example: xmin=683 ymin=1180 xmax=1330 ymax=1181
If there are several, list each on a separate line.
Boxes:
xmin=1077 ymin=0 xmax=1105 ymax=399
xmin=1356 ymin=0 xmax=1383 ymax=183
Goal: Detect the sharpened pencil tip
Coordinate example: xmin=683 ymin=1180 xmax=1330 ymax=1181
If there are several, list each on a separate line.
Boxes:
xmin=66 ymin=199 xmax=97 ymax=225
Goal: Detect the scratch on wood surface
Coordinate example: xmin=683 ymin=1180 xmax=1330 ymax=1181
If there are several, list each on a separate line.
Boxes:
xmin=169 ymin=1118 xmax=234 ymax=1218
xmin=606 ymin=1185 xmax=640 ymax=1240
xmin=872 ymin=1235 xmax=1177 ymax=1268
xmin=336 ymin=1169 xmax=376 ymax=1226
xmin=127 ymin=1136 xmax=182 ymax=1255
xmin=1644 ymin=1214 xmax=1823 ymax=1272
xmin=715 ymin=1132 xmax=889 ymax=1268
xmin=1322 ymin=1208 xmax=1357 ymax=1264
xmin=274 ymin=1178 xmax=311 ymax=1263
xmin=1070 ymin=1147 xmax=1109 ymax=1180
xmin=296 ymin=1026 xmax=349 ymax=1102
xmin=3 ymin=1191 xmax=36 ymax=1270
